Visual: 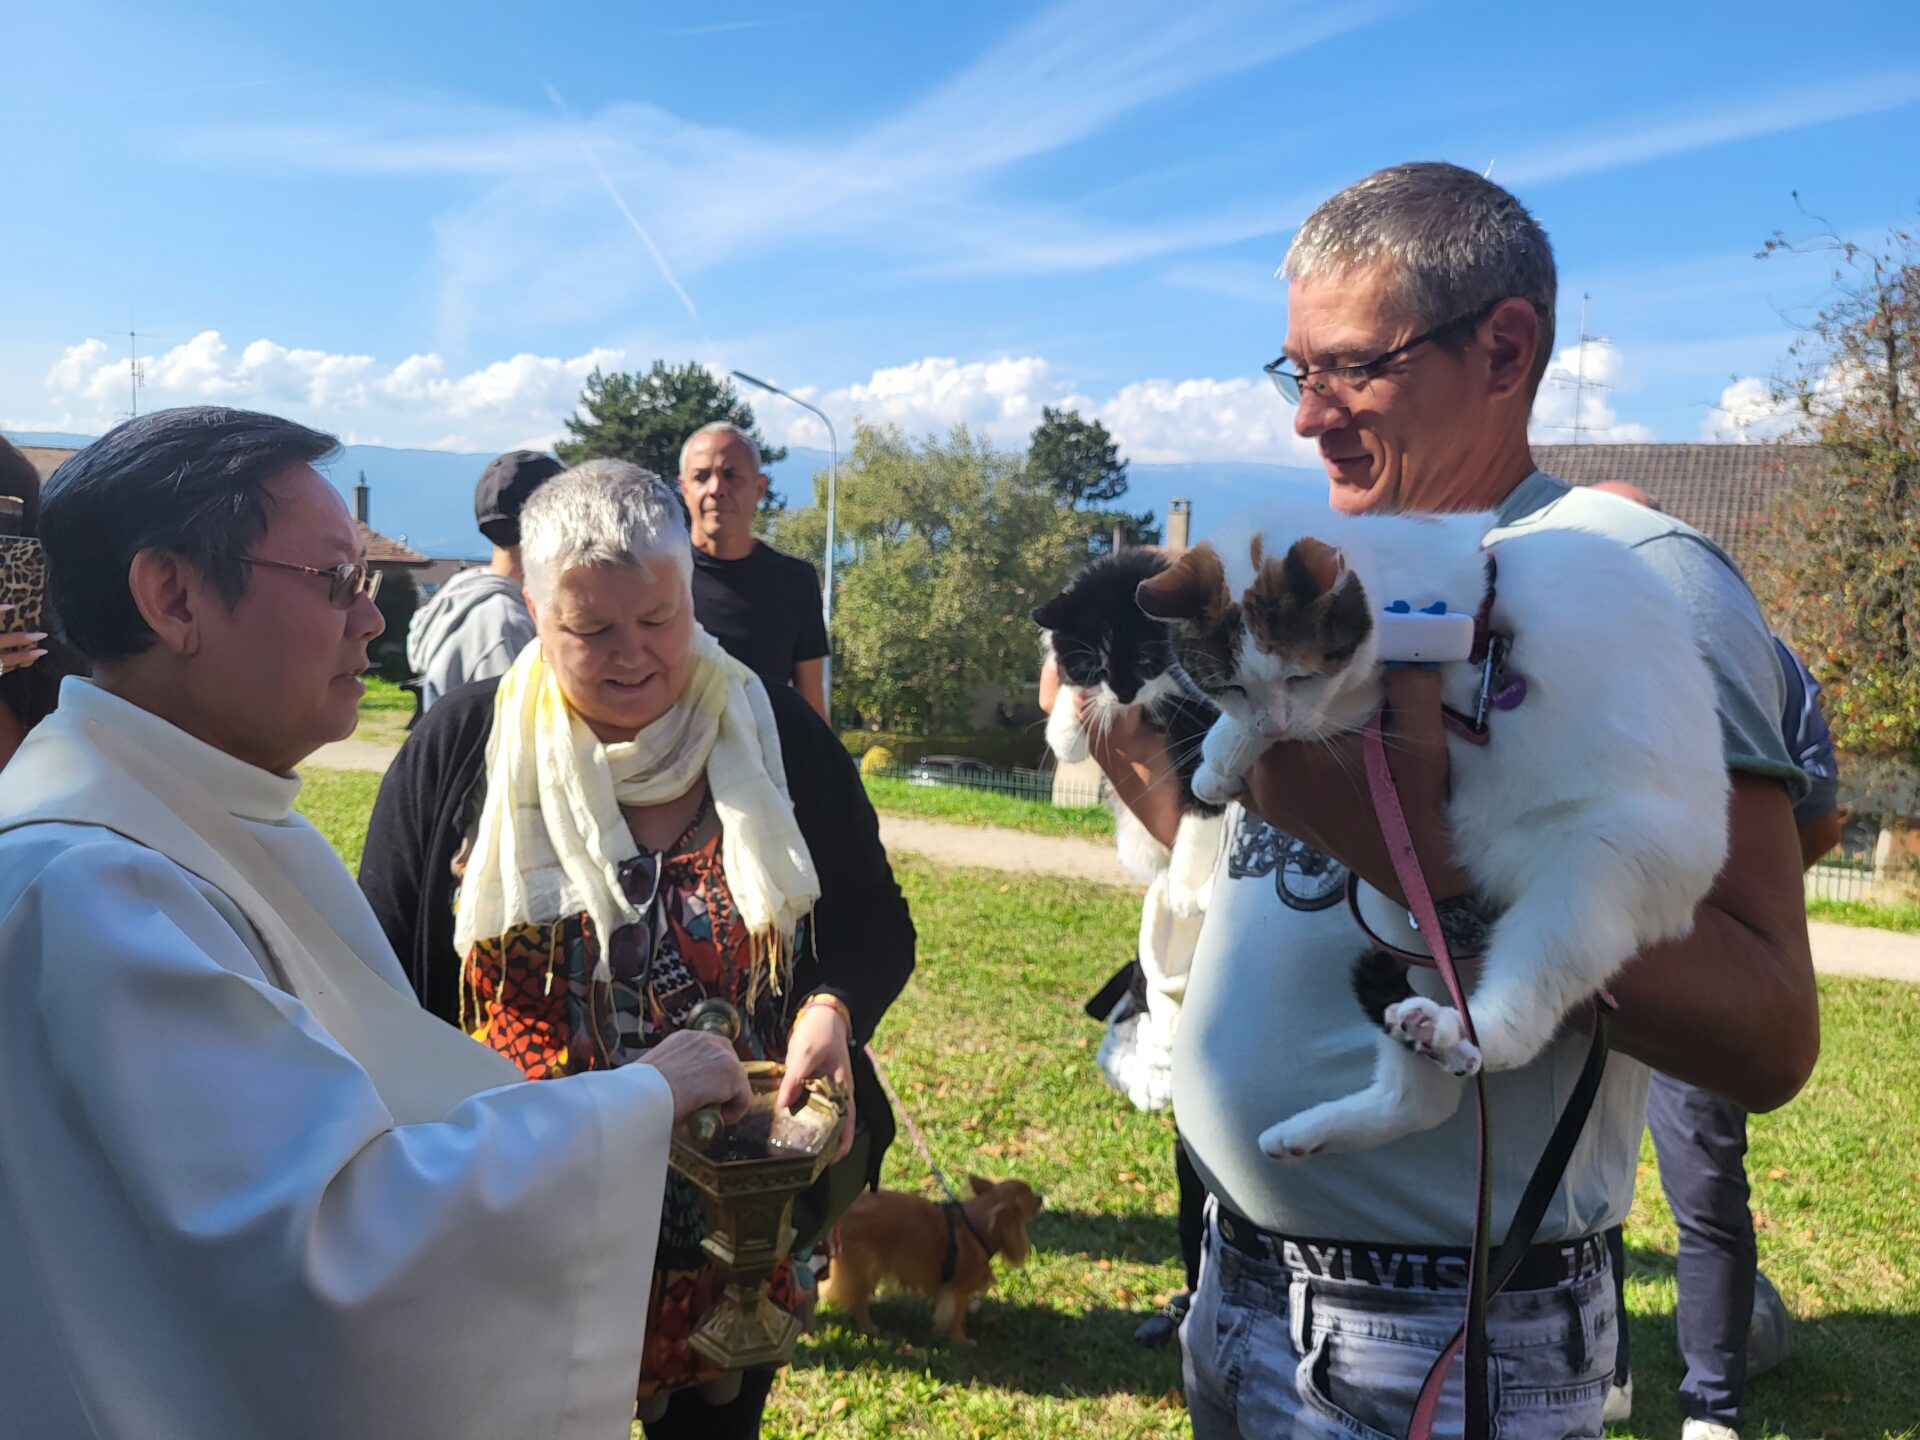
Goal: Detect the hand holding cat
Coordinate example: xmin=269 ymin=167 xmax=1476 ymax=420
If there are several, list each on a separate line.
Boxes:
xmin=1242 ymin=666 xmax=1473 ymax=908
xmin=1076 ymin=695 xmax=1186 ymax=849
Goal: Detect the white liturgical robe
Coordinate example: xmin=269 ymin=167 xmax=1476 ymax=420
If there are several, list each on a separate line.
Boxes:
xmin=0 ymin=680 xmax=674 ymax=1440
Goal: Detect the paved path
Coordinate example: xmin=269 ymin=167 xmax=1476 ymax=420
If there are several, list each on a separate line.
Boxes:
xmin=876 ymin=815 xmax=1141 ymax=888
xmin=305 ymin=736 xmax=1920 ymax=983
xmin=876 ymin=818 xmax=1920 ymax=984
xmin=1805 ymin=920 xmax=1920 ymax=983
xmin=309 ymin=738 xmax=399 ymax=773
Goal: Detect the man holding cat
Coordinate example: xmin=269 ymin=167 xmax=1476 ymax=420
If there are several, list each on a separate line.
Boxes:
xmin=1088 ymin=162 xmax=1815 ymax=1440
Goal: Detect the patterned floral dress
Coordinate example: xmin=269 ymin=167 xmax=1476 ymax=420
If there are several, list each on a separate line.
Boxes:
xmin=458 ymin=795 xmax=808 ymax=1399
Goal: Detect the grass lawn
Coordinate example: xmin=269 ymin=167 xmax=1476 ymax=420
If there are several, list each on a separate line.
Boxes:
xmin=863 ymin=775 xmax=1117 ymax=841
xmin=297 ymin=771 xmax=1920 ymax=1438
xmin=300 ymin=767 xmax=385 ymax=874
xmin=1807 ymin=896 xmax=1920 ymax=933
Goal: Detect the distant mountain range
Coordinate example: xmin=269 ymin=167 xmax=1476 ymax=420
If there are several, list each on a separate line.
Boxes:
xmin=6 ymin=431 xmax=1325 ymax=558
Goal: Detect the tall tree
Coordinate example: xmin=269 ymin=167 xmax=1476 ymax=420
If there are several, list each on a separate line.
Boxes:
xmin=1028 ymin=405 xmax=1129 ymax=505
xmin=1750 ymin=211 xmax=1920 ymax=815
xmin=558 ymin=361 xmax=787 ymax=503
xmin=771 ymin=424 xmax=1086 ymax=732
xmin=1026 ymin=405 xmax=1158 ymax=550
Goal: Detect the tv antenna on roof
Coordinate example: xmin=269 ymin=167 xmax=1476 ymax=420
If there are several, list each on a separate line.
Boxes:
xmin=127 ymin=330 xmax=146 ymax=419
xmin=1541 ymin=294 xmax=1613 ymax=443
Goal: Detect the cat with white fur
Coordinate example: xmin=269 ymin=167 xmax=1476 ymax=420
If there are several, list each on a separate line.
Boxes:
xmin=1136 ymin=499 xmax=1730 ymax=1160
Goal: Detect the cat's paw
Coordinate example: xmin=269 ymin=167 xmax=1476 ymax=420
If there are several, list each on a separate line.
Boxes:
xmin=1191 ymin=763 xmax=1246 ymax=806
xmin=1258 ymin=1113 xmax=1331 ymax=1162
xmin=1384 ymin=998 xmax=1483 ymax=1077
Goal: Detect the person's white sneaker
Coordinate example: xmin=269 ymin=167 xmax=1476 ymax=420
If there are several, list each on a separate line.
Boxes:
xmin=1681 ymin=1421 xmax=1740 ymax=1440
xmin=1602 ymin=1375 xmax=1633 ymax=1422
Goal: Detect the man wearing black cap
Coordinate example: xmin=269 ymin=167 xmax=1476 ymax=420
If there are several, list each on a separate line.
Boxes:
xmin=406 ymin=450 xmax=563 ymax=711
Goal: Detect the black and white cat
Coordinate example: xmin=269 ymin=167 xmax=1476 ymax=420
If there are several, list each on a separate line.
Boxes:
xmin=1137 ymin=500 xmax=1731 ymax=1159
xmin=1032 ymin=551 xmax=1224 ymax=912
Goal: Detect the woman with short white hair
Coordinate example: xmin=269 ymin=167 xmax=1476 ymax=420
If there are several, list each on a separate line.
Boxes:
xmin=360 ymin=459 xmax=916 ymax=1438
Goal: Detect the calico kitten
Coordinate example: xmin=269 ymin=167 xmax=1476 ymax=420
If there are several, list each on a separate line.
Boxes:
xmin=1136 ymin=500 xmax=1730 ymax=1159
xmin=1033 ymin=551 xmax=1224 ymax=909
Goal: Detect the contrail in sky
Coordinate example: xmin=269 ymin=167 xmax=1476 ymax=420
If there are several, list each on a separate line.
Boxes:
xmin=540 ymin=78 xmax=702 ymax=326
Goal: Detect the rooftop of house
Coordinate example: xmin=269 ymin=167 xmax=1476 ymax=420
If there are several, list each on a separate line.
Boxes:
xmin=1538 ymin=442 xmax=1822 ymax=567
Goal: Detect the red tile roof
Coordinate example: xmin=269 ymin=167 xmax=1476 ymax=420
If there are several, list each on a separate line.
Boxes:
xmin=358 ymin=520 xmax=428 ymax=567
xmin=1534 ymin=443 xmax=1824 ymax=567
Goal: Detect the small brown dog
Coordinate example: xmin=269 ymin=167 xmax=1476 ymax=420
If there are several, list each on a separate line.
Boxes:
xmin=822 ymin=1176 xmax=1043 ymax=1344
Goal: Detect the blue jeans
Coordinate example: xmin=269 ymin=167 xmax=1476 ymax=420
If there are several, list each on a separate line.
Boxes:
xmin=1646 ymin=1071 xmax=1756 ymax=1427
xmin=1182 ymin=1201 xmax=1614 ymax=1438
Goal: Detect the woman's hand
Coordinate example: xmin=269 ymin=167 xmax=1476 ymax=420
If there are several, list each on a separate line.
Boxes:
xmin=779 ymin=1000 xmax=856 ymax=1160
xmin=639 ymin=1030 xmax=753 ymax=1125
xmin=0 ymin=609 xmax=48 ymax=676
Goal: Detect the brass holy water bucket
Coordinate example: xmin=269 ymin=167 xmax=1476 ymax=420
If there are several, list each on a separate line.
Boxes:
xmin=664 ymin=1000 xmax=847 ymax=1378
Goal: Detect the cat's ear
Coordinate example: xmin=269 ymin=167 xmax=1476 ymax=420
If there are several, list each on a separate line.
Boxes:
xmin=1281 ymin=536 xmax=1349 ymax=601
xmin=1031 ymin=595 xmax=1069 ymax=631
xmin=1135 ymin=542 xmax=1225 ymax=623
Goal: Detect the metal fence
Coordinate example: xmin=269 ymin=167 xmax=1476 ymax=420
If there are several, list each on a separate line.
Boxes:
xmin=867 ymin=762 xmax=1107 ymax=809
xmin=869 ymin=762 xmax=1907 ymax=906
xmin=1805 ymin=856 xmax=1883 ymax=903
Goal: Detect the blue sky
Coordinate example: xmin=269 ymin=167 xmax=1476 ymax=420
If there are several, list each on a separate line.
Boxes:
xmin=6 ymin=0 xmax=1918 ymax=468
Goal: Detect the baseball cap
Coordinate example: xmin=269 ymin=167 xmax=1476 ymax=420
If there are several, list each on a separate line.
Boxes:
xmin=474 ymin=451 xmax=564 ymax=547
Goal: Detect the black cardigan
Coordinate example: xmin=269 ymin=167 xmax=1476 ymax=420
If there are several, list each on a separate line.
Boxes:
xmin=358 ymin=676 xmax=916 ymax=1180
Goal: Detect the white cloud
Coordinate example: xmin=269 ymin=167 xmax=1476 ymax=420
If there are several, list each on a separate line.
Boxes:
xmin=1529 ymin=339 xmax=1656 ymax=443
xmin=38 ymin=331 xmax=624 ymax=451
xmin=774 ymin=353 xmax=1315 ymax=465
xmin=49 ymin=333 xmax=1679 ymax=472
xmin=1701 ymin=375 xmax=1799 ymax=442
xmin=1097 ymin=376 xmax=1319 ymax=465
xmin=817 ymin=356 xmax=1088 ymax=446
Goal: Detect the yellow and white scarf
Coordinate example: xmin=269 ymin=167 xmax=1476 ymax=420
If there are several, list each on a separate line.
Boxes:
xmin=453 ymin=630 xmax=821 ymax=986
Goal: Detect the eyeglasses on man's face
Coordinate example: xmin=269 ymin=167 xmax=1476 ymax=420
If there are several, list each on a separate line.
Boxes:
xmin=236 ymin=555 xmax=383 ymax=608
xmin=1264 ymin=303 xmax=1497 ymax=405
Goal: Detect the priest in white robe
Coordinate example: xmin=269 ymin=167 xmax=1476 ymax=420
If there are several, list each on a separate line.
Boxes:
xmin=0 ymin=406 xmax=750 ymax=1440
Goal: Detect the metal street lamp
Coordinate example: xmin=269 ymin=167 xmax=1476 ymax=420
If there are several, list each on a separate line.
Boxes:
xmin=730 ymin=369 xmax=838 ymax=725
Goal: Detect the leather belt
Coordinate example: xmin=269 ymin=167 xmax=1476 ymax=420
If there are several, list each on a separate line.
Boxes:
xmin=1214 ymin=1205 xmax=1607 ymax=1294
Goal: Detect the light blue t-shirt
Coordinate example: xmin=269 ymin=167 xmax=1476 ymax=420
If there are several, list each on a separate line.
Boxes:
xmin=1172 ymin=473 xmax=1801 ymax=1244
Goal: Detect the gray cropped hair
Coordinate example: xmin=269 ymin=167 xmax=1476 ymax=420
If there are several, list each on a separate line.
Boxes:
xmin=678 ymin=420 xmax=759 ymax=477
xmin=519 ymin=458 xmax=691 ymax=606
xmin=1282 ymin=161 xmax=1557 ymax=387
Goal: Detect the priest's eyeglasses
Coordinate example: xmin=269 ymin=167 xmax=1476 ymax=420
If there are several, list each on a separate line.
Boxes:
xmin=238 ymin=556 xmax=384 ymax=608
xmin=1264 ymin=303 xmax=1495 ymax=405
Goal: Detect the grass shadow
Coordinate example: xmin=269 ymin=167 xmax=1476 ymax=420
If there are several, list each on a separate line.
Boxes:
xmin=798 ymin=1299 xmax=1183 ymax=1399
xmin=1029 ymin=1208 xmax=1181 ymax=1265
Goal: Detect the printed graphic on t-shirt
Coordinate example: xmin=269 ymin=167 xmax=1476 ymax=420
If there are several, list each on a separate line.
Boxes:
xmin=1227 ymin=811 xmax=1348 ymax=911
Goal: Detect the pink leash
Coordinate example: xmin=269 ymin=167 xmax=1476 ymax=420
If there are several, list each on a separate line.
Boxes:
xmin=1362 ymin=711 xmax=1493 ymax=1439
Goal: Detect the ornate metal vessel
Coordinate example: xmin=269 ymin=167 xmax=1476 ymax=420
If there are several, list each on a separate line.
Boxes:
xmin=664 ymin=1000 xmax=847 ymax=1383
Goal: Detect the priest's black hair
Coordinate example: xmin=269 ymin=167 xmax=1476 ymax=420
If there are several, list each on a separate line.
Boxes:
xmin=39 ymin=406 xmax=340 ymax=662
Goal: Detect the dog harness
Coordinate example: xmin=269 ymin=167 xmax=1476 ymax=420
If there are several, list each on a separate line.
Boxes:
xmin=938 ymin=1201 xmax=996 ymax=1284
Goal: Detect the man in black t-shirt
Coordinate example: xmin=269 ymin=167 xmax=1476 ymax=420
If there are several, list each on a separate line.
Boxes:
xmin=678 ymin=422 xmax=829 ymax=720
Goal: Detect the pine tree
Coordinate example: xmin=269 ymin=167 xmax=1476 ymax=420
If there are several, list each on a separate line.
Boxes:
xmin=1026 ymin=405 xmax=1159 ymax=551
xmin=557 ymin=362 xmax=787 ymax=502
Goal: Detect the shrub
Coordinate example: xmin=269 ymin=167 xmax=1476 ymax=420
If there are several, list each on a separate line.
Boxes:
xmin=859 ymin=744 xmax=897 ymax=776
